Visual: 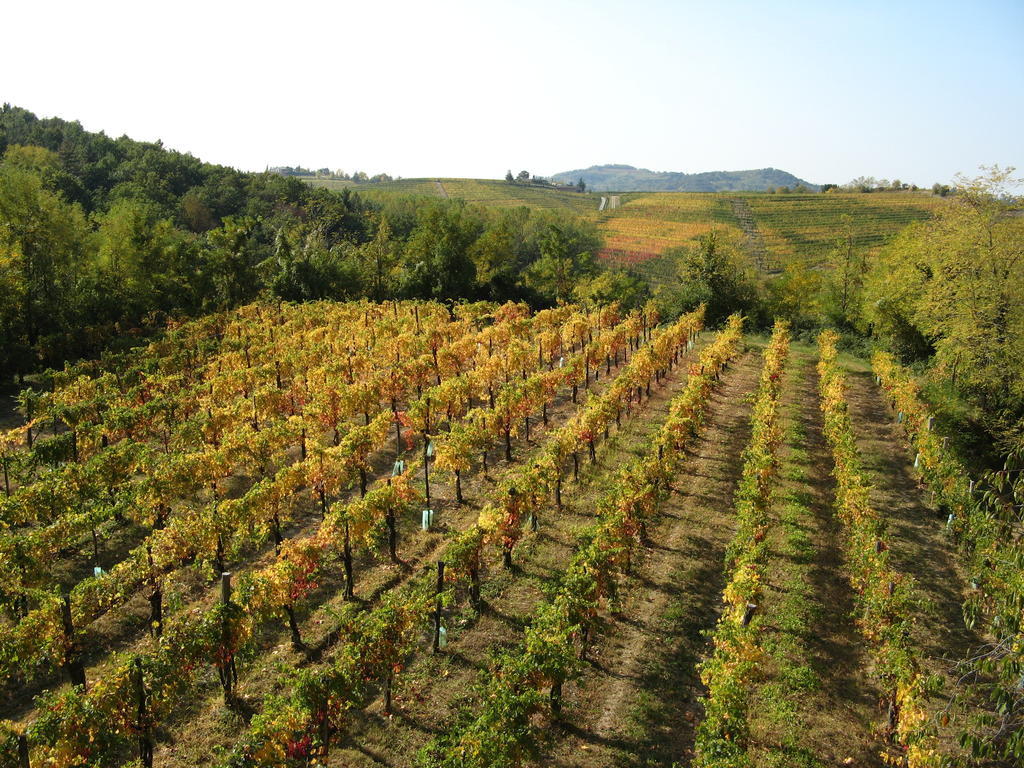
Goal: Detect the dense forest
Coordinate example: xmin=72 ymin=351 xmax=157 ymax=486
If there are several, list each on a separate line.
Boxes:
xmin=0 ymin=105 xmax=642 ymax=379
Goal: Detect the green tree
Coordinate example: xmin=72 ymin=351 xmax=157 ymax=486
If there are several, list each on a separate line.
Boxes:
xmin=269 ymin=227 xmax=360 ymax=302
xmin=524 ymin=222 xmax=599 ymax=303
xmin=822 ymin=213 xmax=865 ymax=330
xmin=666 ymin=229 xmax=759 ymax=326
xmin=0 ymin=160 xmax=89 ymax=372
xmin=572 ymin=269 xmax=649 ymax=311
xmin=864 ymin=165 xmax=1024 ymax=445
xmin=202 ymin=216 xmax=262 ymax=310
xmin=399 ymin=201 xmax=481 ymax=300
xmin=765 ymin=262 xmax=822 ymax=330
xmin=362 ymin=217 xmax=396 ymax=301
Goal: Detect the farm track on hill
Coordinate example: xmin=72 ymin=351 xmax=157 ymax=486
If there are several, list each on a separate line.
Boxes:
xmin=729 ymin=198 xmax=778 ymax=273
xmin=539 ymin=345 xmax=762 ymax=767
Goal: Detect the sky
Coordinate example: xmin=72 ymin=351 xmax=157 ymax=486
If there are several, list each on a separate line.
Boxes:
xmin=3 ymin=0 xmax=1022 ymax=187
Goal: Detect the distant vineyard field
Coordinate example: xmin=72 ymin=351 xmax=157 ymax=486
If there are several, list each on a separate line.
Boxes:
xmin=300 ymin=177 xmax=948 ymax=283
xmin=742 ymin=191 xmax=946 ymax=266
xmin=596 ymin=192 xmax=743 ymax=267
xmin=303 ymin=176 xmax=598 ymax=213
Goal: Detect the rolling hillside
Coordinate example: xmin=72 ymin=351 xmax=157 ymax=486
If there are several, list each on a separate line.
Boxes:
xmin=551 ymin=164 xmax=818 ymax=192
xmin=304 ymin=176 xmax=598 ymax=214
xmin=299 ymin=176 xmax=947 ymax=283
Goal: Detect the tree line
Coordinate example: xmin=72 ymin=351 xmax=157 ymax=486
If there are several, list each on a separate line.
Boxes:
xmin=0 ymin=105 xmax=645 ymax=380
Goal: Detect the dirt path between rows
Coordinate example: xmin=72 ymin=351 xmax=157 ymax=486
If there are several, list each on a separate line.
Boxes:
xmin=745 ymin=349 xmax=882 ymax=766
xmin=545 ymin=347 xmax=763 ymax=767
xmin=844 ymin=367 xmax=982 ymax=761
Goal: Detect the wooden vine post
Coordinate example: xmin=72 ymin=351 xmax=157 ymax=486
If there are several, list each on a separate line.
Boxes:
xmin=60 ymin=594 xmax=86 ymax=689
xmin=147 ymin=576 xmax=162 ymax=640
xmin=433 ymin=560 xmax=446 ymax=653
xmin=385 ymin=478 xmax=399 ymax=562
xmin=217 ymin=572 xmax=238 ymax=705
xmin=132 ymin=656 xmax=154 ymax=768
xmin=342 ymin=515 xmax=354 ymax=600
xmin=423 ymin=397 xmax=431 ymax=505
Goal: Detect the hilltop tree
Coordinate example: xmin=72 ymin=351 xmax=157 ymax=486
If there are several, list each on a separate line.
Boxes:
xmin=505 ymin=170 xmax=514 ymax=183
xmin=516 ymin=170 xmax=530 ymax=183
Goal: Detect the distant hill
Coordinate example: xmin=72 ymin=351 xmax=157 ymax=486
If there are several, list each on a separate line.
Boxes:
xmin=551 ymin=164 xmax=818 ymax=192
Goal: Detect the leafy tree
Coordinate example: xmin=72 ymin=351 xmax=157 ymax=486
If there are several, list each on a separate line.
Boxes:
xmin=572 ymin=269 xmax=649 ymax=311
xmin=524 ymin=221 xmax=600 ymax=303
xmin=95 ymin=198 xmax=190 ymax=318
xmin=516 ymin=170 xmax=530 ymax=183
xmin=664 ymin=229 xmax=759 ymax=326
xmin=576 ymin=178 xmax=586 ymax=193
xmin=469 ymin=220 xmax=517 ymax=290
xmin=0 ymin=160 xmax=89 ymax=370
xmin=765 ymin=262 xmax=822 ymax=330
xmin=864 ymin=165 xmax=1024 ymax=446
xmin=202 ymin=216 xmax=263 ymax=310
xmin=822 ymin=213 xmax=865 ymax=330
xmin=269 ymin=228 xmax=360 ymax=301
xmin=361 ymin=217 xmax=397 ymax=301
xmin=399 ymin=201 xmax=481 ymax=300
xmin=505 ymin=170 xmax=514 ymax=183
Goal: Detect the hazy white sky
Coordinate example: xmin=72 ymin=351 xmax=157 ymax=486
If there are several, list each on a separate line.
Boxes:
xmin=3 ymin=0 xmax=1022 ymax=186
